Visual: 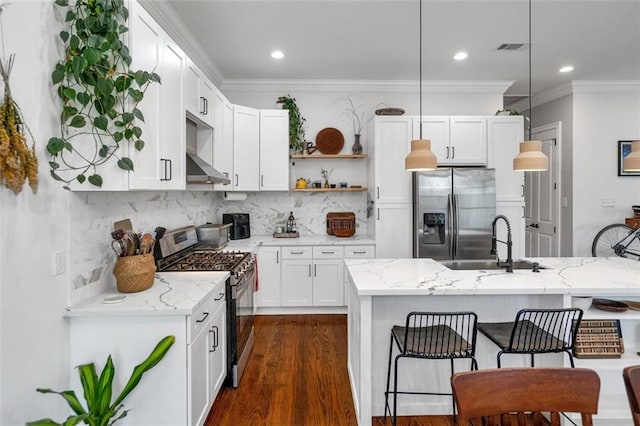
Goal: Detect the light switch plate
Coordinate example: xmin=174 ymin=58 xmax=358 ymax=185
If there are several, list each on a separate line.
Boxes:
xmin=53 ymin=251 xmax=65 ymax=276
xmin=601 ymin=198 xmax=615 ymax=207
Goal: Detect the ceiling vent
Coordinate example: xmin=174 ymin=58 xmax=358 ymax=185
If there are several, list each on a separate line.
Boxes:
xmin=496 ymin=43 xmax=529 ymax=51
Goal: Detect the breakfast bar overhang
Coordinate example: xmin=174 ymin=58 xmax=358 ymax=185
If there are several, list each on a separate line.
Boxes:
xmin=345 ymin=257 xmax=640 ymax=426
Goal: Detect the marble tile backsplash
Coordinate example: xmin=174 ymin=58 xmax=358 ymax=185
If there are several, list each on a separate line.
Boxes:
xmin=69 ymin=190 xmax=369 ymax=305
xmin=212 ymin=191 xmax=368 ymax=236
xmin=69 ymin=191 xmax=218 ymax=304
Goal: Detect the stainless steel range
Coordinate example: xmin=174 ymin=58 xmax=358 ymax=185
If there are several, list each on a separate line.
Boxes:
xmin=156 ymin=226 xmax=255 ymax=388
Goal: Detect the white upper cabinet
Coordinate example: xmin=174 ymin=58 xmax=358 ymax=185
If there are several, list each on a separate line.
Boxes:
xmin=487 ymin=116 xmax=525 ymax=201
xmin=184 ymin=58 xmax=215 ymax=128
xmin=232 ymin=105 xmax=260 ymax=191
xmin=373 ymin=116 xmax=413 ymax=204
xmin=259 ymin=110 xmax=289 ymax=191
xmin=413 ymin=116 xmax=450 ymax=163
xmin=128 ymin=0 xmax=185 ymax=191
xmin=413 ymin=116 xmax=487 ymax=166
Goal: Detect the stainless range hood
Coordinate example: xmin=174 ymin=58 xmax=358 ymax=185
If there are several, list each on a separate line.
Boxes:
xmin=186 ymin=152 xmax=231 ymax=185
xmin=185 ymin=117 xmax=231 ymax=185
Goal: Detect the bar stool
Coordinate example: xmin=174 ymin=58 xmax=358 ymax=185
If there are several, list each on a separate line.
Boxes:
xmin=477 ymin=308 xmax=583 ymax=368
xmin=384 ymin=311 xmax=478 ymax=426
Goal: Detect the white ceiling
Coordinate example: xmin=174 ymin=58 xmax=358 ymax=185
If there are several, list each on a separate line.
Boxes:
xmin=165 ymin=0 xmax=640 ymax=100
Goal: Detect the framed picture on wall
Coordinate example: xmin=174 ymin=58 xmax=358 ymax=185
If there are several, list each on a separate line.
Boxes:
xmin=618 ymin=140 xmax=640 ymax=176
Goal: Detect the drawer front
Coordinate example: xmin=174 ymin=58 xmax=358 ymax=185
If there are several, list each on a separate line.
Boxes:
xmin=344 ymin=245 xmax=375 ymax=259
xmin=282 ymin=246 xmax=312 ymax=259
xmin=312 ymin=246 xmax=345 ymax=259
xmin=189 ymin=282 xmax=225 ymax=341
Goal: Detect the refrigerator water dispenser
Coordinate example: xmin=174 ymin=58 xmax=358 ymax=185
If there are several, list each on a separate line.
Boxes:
xmin=423 ymin=213 xmax=445 ymax=244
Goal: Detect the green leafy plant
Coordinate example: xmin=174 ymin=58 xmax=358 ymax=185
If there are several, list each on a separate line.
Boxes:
xmin=48 ymin=0 xmax=160 ymax=189
xmin=276 ymin=95 xmax=306 ymax=153
xmin=27 ymin=335 xmax=175 ymax=426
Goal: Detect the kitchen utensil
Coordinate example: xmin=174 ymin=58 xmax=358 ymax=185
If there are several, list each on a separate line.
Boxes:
xmin=154 ymin=226 xmax=167 ymax=240
xmin=128 ymin=231 xmax=140 ymax=254
xmin=140 ymin=233 xmax=155 ymax=254
xmin=114 ymin=218 xmax=133 ymax=232
xmin=592 ymin=298 xmax=629 ymax=312
xmin=111 ymin=240 xmax=125 ymax=257
xmin=316 ymin=127 xmax=344 ymax=154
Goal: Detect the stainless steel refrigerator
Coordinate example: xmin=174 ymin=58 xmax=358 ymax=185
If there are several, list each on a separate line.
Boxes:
xmin=414 ymin=168 xmax=496 ymax=260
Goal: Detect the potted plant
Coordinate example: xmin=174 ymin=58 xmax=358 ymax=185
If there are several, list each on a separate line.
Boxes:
xmin=47 ymin=0 xmax=160 ymax=189
xmin=276 ymin=95 xmax=306 ymax=153
xmin=27 ymin=335 xmax=174 ymax=426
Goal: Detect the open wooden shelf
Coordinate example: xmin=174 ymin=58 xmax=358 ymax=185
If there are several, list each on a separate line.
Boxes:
xmin=290 ymin=154 xmax=367 ymax=159
xmin=292 ymin=187 xmax=367 ymax=192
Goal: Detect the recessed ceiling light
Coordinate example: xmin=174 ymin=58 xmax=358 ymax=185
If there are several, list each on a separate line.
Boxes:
xmin=454 ymin=51 xmax=468 ymax=61
xmin=271 ymin=50 xmax=284 ymax=60
xmin=559 ymin=65 xmax=574 ymax=73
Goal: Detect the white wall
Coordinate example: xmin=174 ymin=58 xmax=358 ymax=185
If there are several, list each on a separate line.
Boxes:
xmin=572 ymin=87 xmax=640 ymax=256
xmin=0 ymin=2 xmax=71 ymax=424
xmin=532 ymin=94 xmax=574 ymax=256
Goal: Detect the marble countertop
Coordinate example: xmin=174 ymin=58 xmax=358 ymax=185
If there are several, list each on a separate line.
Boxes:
xmin=66 ymin=271 xmax=229 ymax=316
xmin=345 ymin=257 xmax=640 ymax=296
xmin=249 ymin=234 xmax=375 ymax=247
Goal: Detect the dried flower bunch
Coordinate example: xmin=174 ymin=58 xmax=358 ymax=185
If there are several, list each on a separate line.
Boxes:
xmin=0 ymin=54 xmax=38 ymax=194
xmin=335 ymin=95 xmax=383 ymax=136
xmin=321 ymin=167 xmax=334 ymax=182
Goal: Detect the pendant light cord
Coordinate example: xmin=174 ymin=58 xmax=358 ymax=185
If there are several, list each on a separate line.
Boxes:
xmin=419 ymin=0 xmax=422 ymax=139
xmin=528 ymin=0 xmax=532 ymax=141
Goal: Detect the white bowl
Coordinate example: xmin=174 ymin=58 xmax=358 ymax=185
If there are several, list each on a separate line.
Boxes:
xmin=571 ymin=296 xmax=593 ymax=310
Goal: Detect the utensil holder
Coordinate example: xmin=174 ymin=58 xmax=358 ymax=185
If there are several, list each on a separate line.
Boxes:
xmin=113 ymin=253 xmax=156 ymax=293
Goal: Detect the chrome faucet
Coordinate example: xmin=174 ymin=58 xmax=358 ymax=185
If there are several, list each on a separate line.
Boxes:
xmin=491 ymin=215 xmax=513 ymax=273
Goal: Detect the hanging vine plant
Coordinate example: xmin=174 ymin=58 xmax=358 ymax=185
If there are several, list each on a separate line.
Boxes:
xmin=48 ymin=0 xmax=160 ymax=188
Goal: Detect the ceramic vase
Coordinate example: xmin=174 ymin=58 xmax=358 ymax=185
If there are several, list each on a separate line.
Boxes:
xmin=352 ymin=134 xmax=363 ymax=154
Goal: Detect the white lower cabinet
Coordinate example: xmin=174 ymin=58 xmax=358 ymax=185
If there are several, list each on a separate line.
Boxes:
xmin=256 ymin=246 xmax=281 ymax=307
xmin=68 ymin=282 xmax=226 ymax=426
xmin=259 ymin=244 xmax=374 ymax=309
xmin=375 ymin=203 xmax=413 ymax=258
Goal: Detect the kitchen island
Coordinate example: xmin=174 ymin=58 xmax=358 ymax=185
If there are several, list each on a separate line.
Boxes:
xmin=345 ymin=257 xmax=640 ymax=426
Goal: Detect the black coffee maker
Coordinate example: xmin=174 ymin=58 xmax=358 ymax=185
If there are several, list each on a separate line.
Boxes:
xmin=222 ymin=213 xmax=250 ymax=240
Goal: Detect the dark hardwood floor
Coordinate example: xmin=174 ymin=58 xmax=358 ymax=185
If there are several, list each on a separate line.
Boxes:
xmin=205 ymin=314 xmax=457 ymax=426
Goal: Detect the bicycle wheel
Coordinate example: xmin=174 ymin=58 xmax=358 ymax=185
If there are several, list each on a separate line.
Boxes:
xmin=592 ymin=224 xmax=640 ymax=259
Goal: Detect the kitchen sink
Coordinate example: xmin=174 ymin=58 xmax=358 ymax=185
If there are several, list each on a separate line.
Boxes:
xmin=438 ymin=259 xmax=547 ymax=271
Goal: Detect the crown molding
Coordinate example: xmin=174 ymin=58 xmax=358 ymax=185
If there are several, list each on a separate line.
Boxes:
xmin=221 ymin=79 xmax=514 ymax=94
xmin=510 ymin=80 xmax=640 ymax=112
xmin=571 ymin=80 xmax=640 ymax=93
xmin=137 ymin=0 xmax=224 ymax=87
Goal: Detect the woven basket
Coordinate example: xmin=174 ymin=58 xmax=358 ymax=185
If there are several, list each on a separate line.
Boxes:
xmin=113 ymin=253 xmax=156 ymax=293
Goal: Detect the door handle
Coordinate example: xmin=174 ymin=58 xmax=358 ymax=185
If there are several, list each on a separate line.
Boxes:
xmin=376 ymin=186 xmax=379 ymax=200
xmin=167 ymin=159 xmax=172 ymax=181
xmin=377 ymin=208 xmax=380 ymax=220
xmin=314 ymin=264 xmax=317 ymax=277
xmin=160 ymin=158 xmax=169 ymax=181
xmin=446 ymin=146 xmax=449 ymax=159
xmin=451 ymin=146 xmax=455 ymax=159
xmin=235 ymin=174 xmax=239 ymax=187
xmin=528 ymin=223 xmax=539 ymax=229
xmin=308 ymin=264 xmax=311 ymax=277
xmin=261 ymin=175 xmax=264 ymax=187
xmin=214 ymin=292 xmax=225 ymax=301
xmin=321 ymin=251 xmax=335 ymax=254
xmin=276 ymin=251 xmax=279 ymax=264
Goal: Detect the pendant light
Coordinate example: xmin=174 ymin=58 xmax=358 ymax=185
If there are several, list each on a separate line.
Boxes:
xmin=623 ymin=140 xmax=640 ymax=172
xmin=513 ymin=0 xmax=549 ymax=172
xmin=405 ymin=0 xmax=437 ymax=171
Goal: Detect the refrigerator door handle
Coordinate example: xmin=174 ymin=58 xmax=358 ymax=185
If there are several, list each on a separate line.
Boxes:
xmin=453 ymin=194 xmax=459 ymax=257
xmin=448 ymin=194 xmax=454 ymax=258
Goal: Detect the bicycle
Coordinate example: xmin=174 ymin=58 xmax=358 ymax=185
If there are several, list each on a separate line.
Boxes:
xmin=591 ymin=223 xmax=640 ymax=260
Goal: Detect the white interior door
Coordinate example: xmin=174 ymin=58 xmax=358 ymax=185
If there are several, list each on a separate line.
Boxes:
xmin=524 ymin=124 xmax=560 ymax=257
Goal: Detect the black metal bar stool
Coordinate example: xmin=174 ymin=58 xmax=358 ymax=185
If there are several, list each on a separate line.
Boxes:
xmin=477 ymin=308 xmax=583 ymax=368
xmin=384 ymin=311 xmax=478 ymax=426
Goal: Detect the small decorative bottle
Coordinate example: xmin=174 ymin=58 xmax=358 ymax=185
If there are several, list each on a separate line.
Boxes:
xmin=287 ymin=211 xmax=296 ymax=233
